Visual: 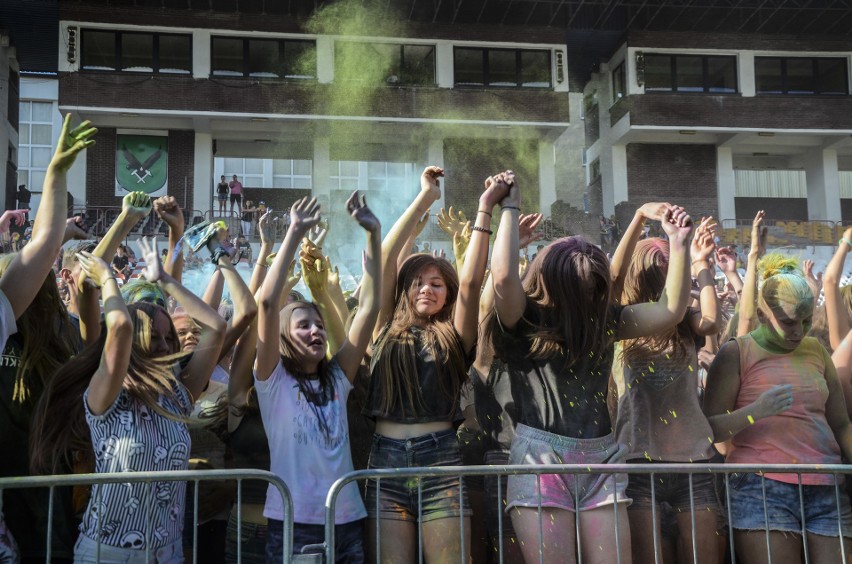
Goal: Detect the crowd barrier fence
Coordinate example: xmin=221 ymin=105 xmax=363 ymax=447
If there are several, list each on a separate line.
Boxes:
xmin=0 ymin=469 xmax=294 ymax=564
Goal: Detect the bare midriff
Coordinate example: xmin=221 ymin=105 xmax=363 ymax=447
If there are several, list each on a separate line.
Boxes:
xmin=374 ymin=419 xmax=452 ymax=439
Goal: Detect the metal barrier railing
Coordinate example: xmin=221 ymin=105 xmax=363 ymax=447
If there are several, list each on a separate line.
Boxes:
xmin=323 ymin=463 xmax=852 ymax=564
xmin=0 ymin=469 xmax=294 ymax=564
xmin=69 ymin=206 xmax=205 ymax=238
xmin=718 ymin=218 xmax=848 ymax=247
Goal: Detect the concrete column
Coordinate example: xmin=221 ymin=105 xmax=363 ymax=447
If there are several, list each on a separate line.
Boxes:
xmin=193 ymin=132 xmax=214 ymax=216
xmin=427 ymin=136 xmax=445 ymax=210
xmin=316 ymin=36 xmax=334 ymax=84
xmin=716 ymin=146 xmax=737 ymax=221
xmin=603 ymin=144 xmax=628 ymax=216
xmin=313 ymin=138 xmax=331 ymax=208
xmin=739 ymin=52 xmax=756 ymax=97
xmin=805 ymin=148 xmax=842 ymax=222
xmin=192 ymin=30 xmax=211 ymax=79
xmin=435 ymin=42 xmax=454 ymax=89
xmin=538 ymin=141 xmax=556 ymax=215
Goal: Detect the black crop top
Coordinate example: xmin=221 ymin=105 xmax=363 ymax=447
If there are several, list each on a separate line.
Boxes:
xmin=362 ymin=325 xmax=469 ymax=425
xmin=227 ymin=408 xmax=271 ymax=505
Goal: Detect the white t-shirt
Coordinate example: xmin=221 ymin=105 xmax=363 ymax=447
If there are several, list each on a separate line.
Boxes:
xmin=0 ymin=290 xmax=16 ymax=352
xmin=255 ymin=359 xmax=366 ymax=525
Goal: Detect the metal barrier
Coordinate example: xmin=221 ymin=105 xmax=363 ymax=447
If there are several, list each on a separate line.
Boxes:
xmin=718 ymin=218 xmax=849 ymax=247
xmin=69 ymin=206 xmax=205 ymax=238
xmin=324 ymin=463 xmax=852 ymax=564
xmin=0 ymin=469 xmax=294 ymax=564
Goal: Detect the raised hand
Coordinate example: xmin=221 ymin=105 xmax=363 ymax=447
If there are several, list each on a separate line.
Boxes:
xmin=258 ymin=208 xmax=275 ymax=246
xmin=346 ymin=191 xmax=381 ymax=233
xmin=481 ymin=173 xmax=511 ymax=209
xmin=518 ymin=213 xmax=544 ymax=249
xmin=750 ymin=210 xmax=767 ymax=258
xmin=638 ymin=202 xmax=671 ymax=222
xmin=691 ymin=217 xmax=717 ymax=262
xmin=153 ymin=196 xmax=185 ymax=232
xmin=660 ymin=205 xmax=693 ymax=243
xmin=122 ymin=191 xmax=153 ymax=219
xmin=289 ymin=196 xmax=321 ymax=235
xmin=0 ymin=210 xmax=29 ymax=233
xmin=420 ymin=166 xmax=444 ymax=200
xmin=64 ymin=216 xmax=91 ymax=242
xmin=300 ymin=249 xmax=329 ymax=294
xmin=437 ymin=206 xmax=467 ymax=238
xmin=308 ymin=221 xmax=329 ymax=249
xmin=715 ymin=247 xmax=738 ymax=273
xmin=803 ymin=259 xmax=823 ymax=299
xmin=138 ymin=237 xmax=164 ymax=283
xmin=51 ymin=114 xmax=97 ymax=172
xmin=432 ymin=248 xmax=447 ymax=260
xmin=498 ymin=170 xmax=521 ymax=209
xmin=453 ymin=221 xmax=473 ymax=264
xmin=75 ymin=251 xmax=113 ymax=288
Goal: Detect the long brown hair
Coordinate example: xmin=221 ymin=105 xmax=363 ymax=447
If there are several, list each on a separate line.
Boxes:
xmin=30 ymin=302 xmax=187 ymax=475
xmin=0 ymin=254 xmax=75 ymax=404
xmin=620 ymin=238 xmax=693 ymax=366
xmin=488 ymin=236 xmax=617 ymax=367
xmin=372 ymin=254 xmax=467 ymax=417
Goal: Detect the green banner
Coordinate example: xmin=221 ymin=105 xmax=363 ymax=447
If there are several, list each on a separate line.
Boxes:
xmin=116 ymin=134 xmax=168 ymax=195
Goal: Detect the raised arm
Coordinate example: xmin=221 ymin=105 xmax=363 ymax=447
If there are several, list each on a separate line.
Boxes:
xmin=335 ymin=192 xmax=382 ymax=381
xmin=202 ymin=268 xmax=225 ymax=309
xmin=256 ymin=197 xmax=321 ymax=381
xmin=153 ymin=196 xmax=186 ymax=282
xmin=689 ymin=217 xmax=722 ymax=336
xmin=824 ymin=229 xmax=852 ymax=350
xmin=490 ymin=177 xmax=525 ymax=330
xmin=715 ymin=246 xmax=744 ymax=297
xmin=610 ymin=202 xmax=670 ymax=302
xmin=376 ymin=166 xmax=443 ymax=337
xmin=249 ymin=208 xmax=275 ymax=295
xmin=301 ymin=239 xmax=346 ymax=356
xmin=823 ymin=352 xmax=852 ymax=462
xmin=1 ymin=115 xmax=96 ymax=319
xmin=139 ymin=237 xmax=227 ymax=400
xmin=617 ymin=206 xmax=693 ymax=340
xmin=217 ymin=257 xmax=258 ymax=362
xmin=77 ymin=252 xmax=133 ymax=415
xmin=454 ymin=172 xmax=509 ymax=353
xmin=738 ymin=211 xmax=766 ymax=337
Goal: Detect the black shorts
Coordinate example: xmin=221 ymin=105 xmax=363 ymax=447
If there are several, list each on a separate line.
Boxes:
xmin=230 ymin=193 xmax=242 ymax=204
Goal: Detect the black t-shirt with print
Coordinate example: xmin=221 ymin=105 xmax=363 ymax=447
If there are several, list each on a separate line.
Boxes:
xmin=216 ymin=182 xmax=229 ymax=196
xmin=484 ymin=299 xmax=624 ymax=443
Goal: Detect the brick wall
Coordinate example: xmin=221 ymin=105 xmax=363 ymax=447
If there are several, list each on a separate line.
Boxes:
xmin=627 ymin=31 xmax=851 ymax=53
xmin=87 ymin=128 xmax=196 ymax=211
xmin=625 ymin=144 xmax=718 ymax=221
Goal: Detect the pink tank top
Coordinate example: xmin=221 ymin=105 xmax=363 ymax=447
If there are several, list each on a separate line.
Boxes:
xmin=727 ymin=335 xmax=841 ymax=485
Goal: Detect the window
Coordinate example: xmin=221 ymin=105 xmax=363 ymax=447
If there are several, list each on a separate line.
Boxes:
xmin=211 ymin=37 xmax=316 ymax=79
xmin=453 ymin=47 xmax=551 ymax=88
xmin=755 ymin=56 xmax=849 ymax=95
xmin=81 ymin=30 xmax=191 ymax=74
xmin=334 ymin=42 xmax=435 ymax=86
xmin=223 ymin=158 xmax=264 ymax=187
xmin=17 ymin=101 xmax=55 ymax=193
xmin=644 ymin=54 xmax=737 ymax=93
xmin=612 ymin=62 xmax=626 ymax=101
xmin=272 ymin=159 xmax=312 ymax=189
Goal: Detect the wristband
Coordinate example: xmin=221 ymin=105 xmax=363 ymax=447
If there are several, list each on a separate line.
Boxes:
xmin=840 ymin=238 xmax=852 ymax=249
xmin=471 ymin=226 xmax=493 ymax=235
xmin=211 ymin=246 xmax=229 ymax=265
xmin=255 ymin=261 xmax=268 ymax=269
xmin=477 ymin=210 xmax=492 ymax=217
xmin=502 ymin=206 xmax=520 ymax=212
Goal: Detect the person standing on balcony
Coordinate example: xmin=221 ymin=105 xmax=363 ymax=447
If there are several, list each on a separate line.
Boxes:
xmin=216 ymin=175 xmax=229 ymax=218
xmin=229 ymin=175 xmax=243 ymax=217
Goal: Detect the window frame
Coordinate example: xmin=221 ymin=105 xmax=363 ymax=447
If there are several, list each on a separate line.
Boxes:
xmin=17 ymin=100 xmax=55 ymax=195
xmin=612 ymin=61 xmax=626 ymax=102
xmin=210 ymin=36 xmax=317 ymax=80
xmin=80 ymin=29 xmax=192 ymax=75
xmin=643 ymin=53 xmax=738 ymax=94
xmin=754 ymin=56 xmax=850 ymax=96
xmin=453 ymin=46 xmax=552 ymax=89
xmin=333 ymin=41 xmax=437 ymax=86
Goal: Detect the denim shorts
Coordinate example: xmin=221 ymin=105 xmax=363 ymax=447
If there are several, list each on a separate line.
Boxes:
xmin=483 ymin=450 xmax=518 ymax=543
xmin=728 ymin=472 xmax=852 ymax=537
xmin=626 ymin=462 xmax=721 ymax=514
xmin=225 ymin=511 xmax=266 ymax=564
xmin=365 ymin=430 xmax=471 ymax=522
xmin=266 ymin=518 xmax=364 ymax=564
xmin=74 ymin=535 xmax=182 ymax=563
xmin=506 ymin=424 xmax=630 ymax=513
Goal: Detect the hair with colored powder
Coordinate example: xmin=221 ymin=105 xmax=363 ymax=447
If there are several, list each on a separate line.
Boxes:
xmin=121 ymin=279 xmax=168 ymax=308
xmin=757 ymin=254 xmax=813 ymax=317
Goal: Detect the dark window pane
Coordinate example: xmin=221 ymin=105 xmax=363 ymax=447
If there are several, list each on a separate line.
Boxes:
xmin=818 ymin=58 xmax=848 ymax=94
xmin=121 ymin=34 xmax=153 ymax=72
xmin=402 ymin=45 xmax=435 ymax=85
xmin=455 ymin=48 xmax=484 ymax=86
xmin=248 ymin=39 xmax=280 ymax=77
xmin=786 ymin=58 xmax=815 ymax=94
xmin=675 ymin=55 xmax=703 ymax=92
xmin=644 ymin=55 xmax=672 ymax=92
xmin=521 ymin=50 xmax=551 ymax=87
xmin=488 ymin=50 xmax=517 ymax=86
xmin=612 ymin=63 xmax=625 ymax=100
xmin=707 ymin=56 xmax=737 ymax=93
xmin=82 ymin=30 xmax=116 ymax=70
xmin=284 ymin=40 xmax=316 ymax=79
xmin=373 ymin=43 xmax=400 ymax=83
xmin=212 ymin=37 xmax=244 ymax=76
xmin=755 ymin=57 xmax=783 ymax=94
xmin=159 ymin=35 xmax=191 ymax=74
xmin=335 ymin=42 xmax=373 ymax=82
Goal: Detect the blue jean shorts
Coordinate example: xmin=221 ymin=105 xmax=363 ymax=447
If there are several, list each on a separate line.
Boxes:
xmin=365 ymin=430 xmax=471 ymax=522
xmin=626 ymin=461 xmax=721 ymax=513
xmin=266 ymin=518 xmax=364 ymax=564
xmin=728 ymin=472 xmax=852 ymax=537
xmin=506 ymin=424 xmax=630 ymax=513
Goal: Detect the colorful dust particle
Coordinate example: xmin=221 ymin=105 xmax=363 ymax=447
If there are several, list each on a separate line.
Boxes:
xmin=747 ymin=415 xmax=755 ymax=424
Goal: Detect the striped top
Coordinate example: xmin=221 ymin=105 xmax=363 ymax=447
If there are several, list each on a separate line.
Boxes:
xmin=81 ymin=382 xmax=192 ymax=550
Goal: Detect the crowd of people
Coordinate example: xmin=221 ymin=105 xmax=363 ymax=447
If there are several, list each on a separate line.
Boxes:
xmin=1 ymin=115 xmax=852 ymax=564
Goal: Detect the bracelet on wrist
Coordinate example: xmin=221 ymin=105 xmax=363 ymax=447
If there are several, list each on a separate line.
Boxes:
xmin=255 ymin=261 xmax=269 ymax=269
xmin=840 ymin=237 xmax=852 ymax=249
xmin=502 ymin=206 xmax=520 ymax=212
xmin=477 ymin=210 xmax=492 ymax=217
xmin=471 ymin=226 xmax=493 ymax=235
